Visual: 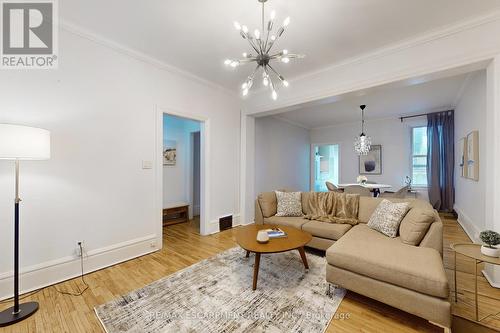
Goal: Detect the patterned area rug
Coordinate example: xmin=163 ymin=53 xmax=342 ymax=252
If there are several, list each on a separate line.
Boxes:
xmin=95 ymin=247 xmax=346 ymax=333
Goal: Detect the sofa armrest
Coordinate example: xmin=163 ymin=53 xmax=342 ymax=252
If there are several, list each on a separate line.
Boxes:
xmin=419 ymin=213 xmax=443 ymax=256
xmin=255 ymin=199 xmax=264 ymax=225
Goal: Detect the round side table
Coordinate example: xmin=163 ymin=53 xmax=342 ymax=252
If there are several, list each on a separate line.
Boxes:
xmin=450 ymin=243 xmax=500 ymax=322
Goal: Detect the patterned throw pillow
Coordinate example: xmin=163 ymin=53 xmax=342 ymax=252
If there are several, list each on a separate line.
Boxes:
xmin=275 ymin=191 xmax=303 ymax=217
xmin=367 ymin=199 xmax=410 ymax=237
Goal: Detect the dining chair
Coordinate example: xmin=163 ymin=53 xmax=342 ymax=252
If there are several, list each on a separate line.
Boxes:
xmin=325 ymin=181 xmax=343 ymax=192
xmin=343 ymin=185 xmax=372 ymax=197
xmin=380 ymin=185 xmax=410 ymax=198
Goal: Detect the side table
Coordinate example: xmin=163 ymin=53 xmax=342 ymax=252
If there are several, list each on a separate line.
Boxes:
xmin=450 ymin=243 xmax=500 ymax=322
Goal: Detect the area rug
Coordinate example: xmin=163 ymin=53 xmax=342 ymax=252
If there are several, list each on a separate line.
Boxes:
xmin=95 ymin=247 xmax=346 ymax=333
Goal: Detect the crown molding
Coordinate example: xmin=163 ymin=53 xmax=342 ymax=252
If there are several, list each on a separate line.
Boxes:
xmin=60 ymin=19 xmax=238 ymax=99
xmin=293 ymin=10 xmax=500 ymax=84
xmin=247 ymin=10 xmax=500 ymax=111
xmin=271 ymin=115 xmax=310 ymax=130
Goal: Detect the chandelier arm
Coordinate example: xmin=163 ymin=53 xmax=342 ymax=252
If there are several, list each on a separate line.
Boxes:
xmin=266 ymin=34 xmax=279 ymax=53
xmin=246 ymin=37 xmax=261 ymax=54
xmin=249 ymin=64 xmax=260 ymax=80
xmin=266 ymin=66 xmax=276 ymax=91
xmin=266 ymin=64 xmax=282 ymax=80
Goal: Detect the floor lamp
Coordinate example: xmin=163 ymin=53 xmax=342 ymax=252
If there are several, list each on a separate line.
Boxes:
xmin=0 ymin=124 xmax=50 ymax=326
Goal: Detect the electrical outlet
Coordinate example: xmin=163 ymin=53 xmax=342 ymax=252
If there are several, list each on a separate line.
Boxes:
xmin=76 ymin=241 xmax=84 ymax=257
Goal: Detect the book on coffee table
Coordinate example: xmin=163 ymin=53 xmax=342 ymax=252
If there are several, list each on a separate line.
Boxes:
xmin=265 ymin=228 xmax=287 ymax=239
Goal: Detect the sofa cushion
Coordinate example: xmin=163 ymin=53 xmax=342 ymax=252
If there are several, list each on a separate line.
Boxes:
xmin=326 ymin=224 xmax=448 ymax=298
xmin=399 ymin=200 xmax=435 ymax=246
xmin=367 ymin=199 xmax=410 ymax=237
xmin=301 ymin=221 xmax=352 ymax=240
xmin=358 ymin=197 xmax=414 ymax=223
xmin=263 ymin=216 xmax=309 ymax=229
xmin=275 ymin=191 xmax=303 ymax=217
xmin=258 ymin=192 xmax=277 ymax=218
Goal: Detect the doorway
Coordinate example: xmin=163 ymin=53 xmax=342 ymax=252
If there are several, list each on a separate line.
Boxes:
xmin=160 ymin=112 xmax=205 ymax=239
xmin=311 ymin=144 xmax=340 ymax=192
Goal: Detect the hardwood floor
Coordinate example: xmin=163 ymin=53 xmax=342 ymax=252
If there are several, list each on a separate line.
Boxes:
xmin=1 ymin=216 xmax=499 ymax=332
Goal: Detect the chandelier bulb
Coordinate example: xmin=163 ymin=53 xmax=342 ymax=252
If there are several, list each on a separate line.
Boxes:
xmin=283 ymin=17 xmax=290 ymax=27
xmin=270 ymin=10 xmax=276 ymax=20
xmin=281 ymin=57 xmax=290 ymax=63
xmin=272 ymin=90 xmax=278 ymax=100
xmin=254 ymin=29 xmax=261 ymax=40
xmin=242 ymin=88 xmax=249 ymax=96
xmin=271 ymin=35 xmax=276 ymax=41
xmin=263 ymin=77 xmax=269 ymax=86
xmin=234 ymin=21 xmax=241 ymax=30
xmin=224 ymin=59 xmax=231 ymax=66
xmin=283 ymin=80 xmax=289 ymax=87
xmin=282 ymin=49 xmax=288 ymax=55
xmin=242 ymin=25 xmax=248 ymax=33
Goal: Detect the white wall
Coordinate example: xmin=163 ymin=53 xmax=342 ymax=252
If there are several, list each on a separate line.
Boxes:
xmin=311 ymin=117 xmax=428 ymax=198
xmin=0 ymin=29 xmax=240 ymax=299
xmin=162 ymin=114 xmax=200 ymax=216
xmin=255 ymin=117 xmax=310 ymax=193
xmin=454 ymin=71 xmax=487 ymax=239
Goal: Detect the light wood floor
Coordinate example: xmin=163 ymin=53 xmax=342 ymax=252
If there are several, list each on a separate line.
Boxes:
xmin=1 ymin=215 xmax=499 ymax=333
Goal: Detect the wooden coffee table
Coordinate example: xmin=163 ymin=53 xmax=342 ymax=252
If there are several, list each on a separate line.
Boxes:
xmin=235 ymin=224 xmax=312 ymax=290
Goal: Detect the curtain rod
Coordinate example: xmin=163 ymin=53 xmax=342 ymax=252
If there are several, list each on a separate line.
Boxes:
xmin=399 ymin=109 xmax=454 ymax=122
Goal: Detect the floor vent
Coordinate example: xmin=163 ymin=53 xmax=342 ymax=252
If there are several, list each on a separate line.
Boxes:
xmin=219 ymin=215 xmax=233 ymax=231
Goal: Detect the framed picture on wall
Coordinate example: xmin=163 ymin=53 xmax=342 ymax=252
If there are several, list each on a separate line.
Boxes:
xmin=359 ymin=145 xmax=382 ymax=175
xmin=163 ymin=140 xmax=177 ymax=166
xmin=466 ymin=130 xmax=479 ymax=181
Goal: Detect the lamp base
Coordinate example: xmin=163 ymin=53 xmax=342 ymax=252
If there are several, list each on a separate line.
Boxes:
xmin=0 ymin=302 xmax=38 ymax=327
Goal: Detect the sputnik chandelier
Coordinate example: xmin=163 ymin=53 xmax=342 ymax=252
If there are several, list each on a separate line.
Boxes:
xmin=224 ymin=0 xmax=304 ymax=100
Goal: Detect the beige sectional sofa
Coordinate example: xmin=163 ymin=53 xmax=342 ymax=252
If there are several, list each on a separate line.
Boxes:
xmin=255 ymin=191 xmax=451 ymax=331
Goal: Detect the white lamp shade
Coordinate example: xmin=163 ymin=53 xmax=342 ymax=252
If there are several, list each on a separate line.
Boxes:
xmin=0 ymin=124 xmax=51 ymax=160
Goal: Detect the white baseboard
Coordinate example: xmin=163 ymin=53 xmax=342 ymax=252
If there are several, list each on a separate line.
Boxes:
xmin=453 ymin=205 xmax=481 ymax=242
xmin=0 ymin=234 xmax=158 ymax=301
xmin=454 ymin=205 xmax=500 ymax=288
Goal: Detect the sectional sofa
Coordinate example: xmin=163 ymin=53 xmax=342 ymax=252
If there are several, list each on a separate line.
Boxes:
xmin=255 ymin=191 xmax=451 ymax=332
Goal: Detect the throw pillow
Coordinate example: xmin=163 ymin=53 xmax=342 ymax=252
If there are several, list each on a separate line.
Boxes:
xmin=275 ymin=191 xmax=303 ymax=217
xmin=399 ymin=201 xmax=435 ymax=245
xmin=367 ymin=199 xmax=410 ymax=237
xmin=258 ymin=192 xmax=278 ymax=218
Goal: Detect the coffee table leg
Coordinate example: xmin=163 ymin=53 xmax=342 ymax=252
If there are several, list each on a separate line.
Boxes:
xmin=298 ymin=247 xmax=309 ymax=269
xmin=253 ymin=253 xmax=261 ymax=290
xmin=246 ymin=250 xmax=250 ymax=258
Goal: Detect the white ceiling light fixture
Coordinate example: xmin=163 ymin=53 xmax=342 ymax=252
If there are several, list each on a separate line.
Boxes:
xmin=224 ymin=0 xmax=304 ymax=100
xmin=354 ymin=105 xmax=372 ymax=155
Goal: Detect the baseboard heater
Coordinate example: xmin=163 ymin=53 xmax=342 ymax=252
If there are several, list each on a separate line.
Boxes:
xmin=219 ymin=215 xmax=233 ymax=231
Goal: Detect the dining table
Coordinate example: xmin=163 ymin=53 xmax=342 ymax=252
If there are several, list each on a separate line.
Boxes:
xmin=337 ymin=183 xmax=392 ymax=197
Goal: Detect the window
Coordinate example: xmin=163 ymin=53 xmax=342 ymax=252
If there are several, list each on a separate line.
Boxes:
xmin=411 ymin=127 xmax=428 ymax=186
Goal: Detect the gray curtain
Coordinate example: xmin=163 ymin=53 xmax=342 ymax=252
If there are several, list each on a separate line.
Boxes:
xmin=427 ymin=111 xmax=455 ymax=211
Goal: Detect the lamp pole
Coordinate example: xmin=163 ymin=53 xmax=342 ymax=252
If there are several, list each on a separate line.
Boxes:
xmin=0 ymin=160 xmax=39 ymax=326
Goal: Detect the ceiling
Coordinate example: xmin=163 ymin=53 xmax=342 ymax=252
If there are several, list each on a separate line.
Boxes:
xmin=272 ymin=72 xmax=479 ymax=129
xmin=61 ymin=0 xmax=500 ymax=91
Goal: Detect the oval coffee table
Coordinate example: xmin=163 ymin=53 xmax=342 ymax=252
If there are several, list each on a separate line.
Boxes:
xmin=235 ymin=224 xmax=312 ymax=290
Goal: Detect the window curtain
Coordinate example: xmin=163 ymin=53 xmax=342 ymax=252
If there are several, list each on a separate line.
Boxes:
xmin=427 ymin=111 xmax=455 ymax=211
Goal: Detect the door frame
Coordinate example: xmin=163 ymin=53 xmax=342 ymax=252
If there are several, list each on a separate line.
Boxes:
xmin=310 ymin=142 xmax=341 ymax=191
xmin=155 ymin=105 xmax=210 ymax=243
